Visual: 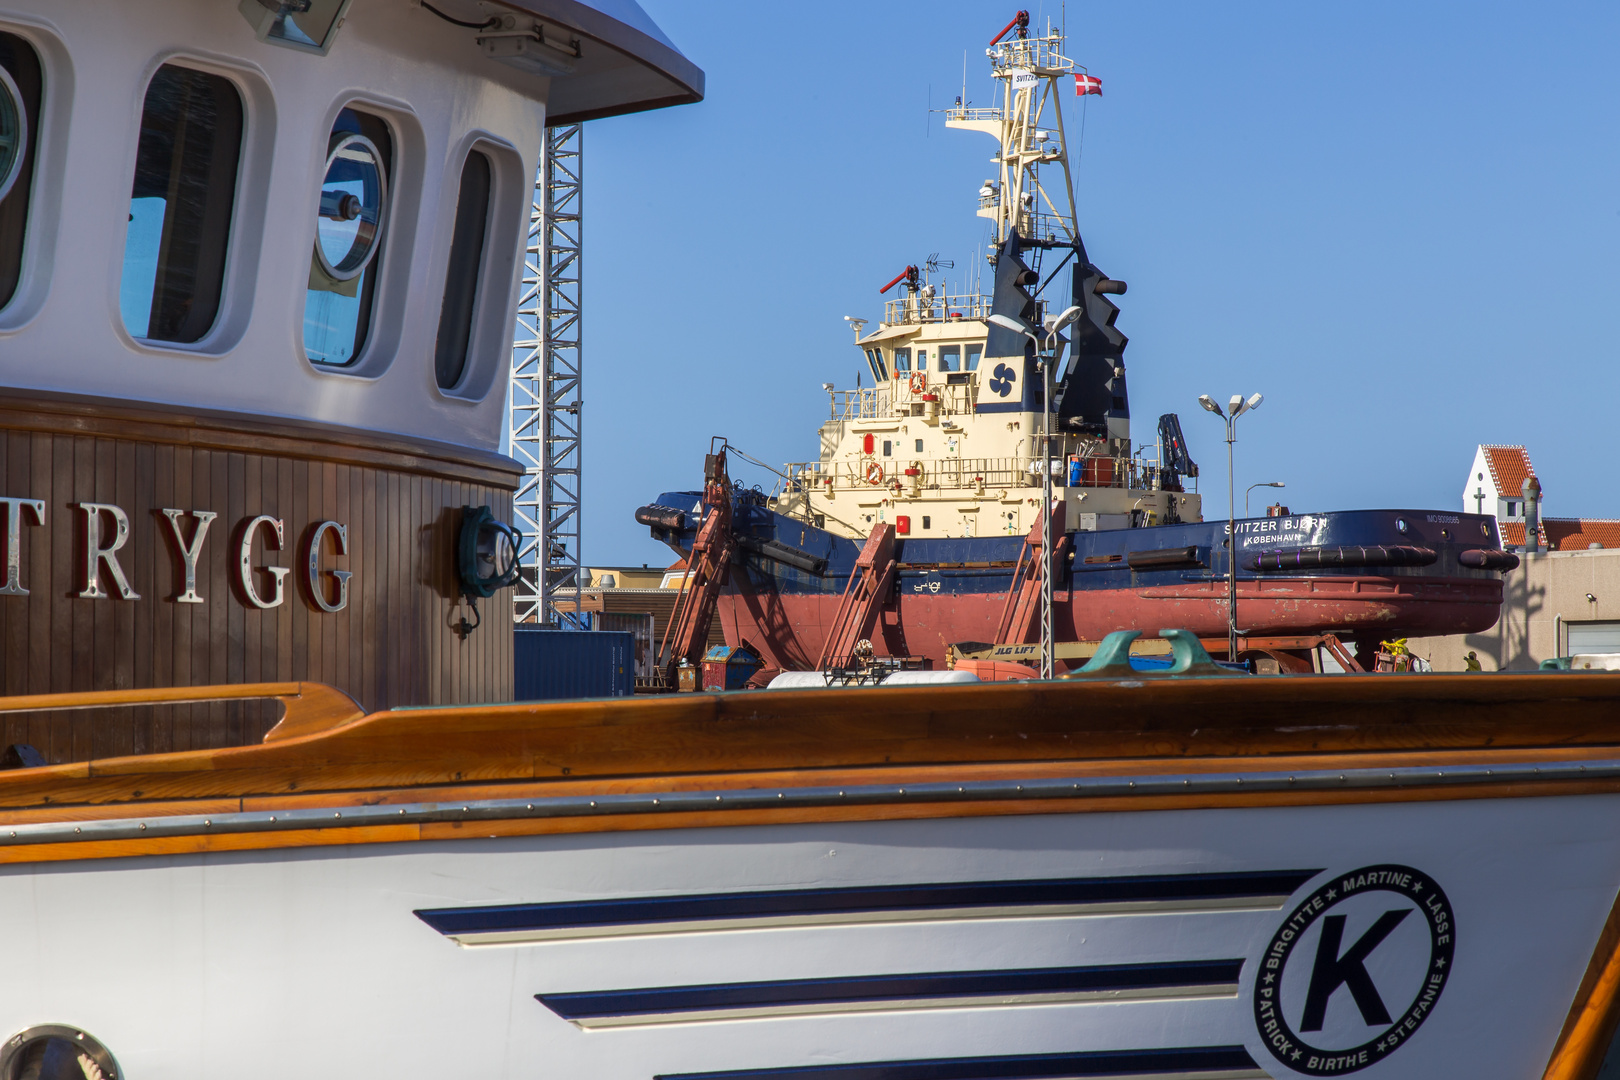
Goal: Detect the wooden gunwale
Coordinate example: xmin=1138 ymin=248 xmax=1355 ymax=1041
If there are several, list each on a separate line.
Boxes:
xmin=0 ymin=672 xmax=1616 ymax=817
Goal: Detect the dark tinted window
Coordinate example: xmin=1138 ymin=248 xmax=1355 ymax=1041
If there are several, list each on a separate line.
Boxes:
xmin=0 ymin=33 xmax=42 ymax=312
xmin=305 ymin=108 xmax=392 ymax=365
xmin=120 ymin=65 xmax=243 ymax=343
xmin=434 ymin=150 xmax=491 ymax=389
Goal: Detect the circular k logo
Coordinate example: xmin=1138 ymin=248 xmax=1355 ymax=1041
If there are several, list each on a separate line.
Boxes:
xmin=987 ymin=363 xmax=1016 ymax=397
xmin=1254 ymin=864 xmax=1454 ymax=1075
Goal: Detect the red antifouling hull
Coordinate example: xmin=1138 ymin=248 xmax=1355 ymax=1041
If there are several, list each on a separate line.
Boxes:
xmin=714 ymin=576 xmax=1503 ymax=672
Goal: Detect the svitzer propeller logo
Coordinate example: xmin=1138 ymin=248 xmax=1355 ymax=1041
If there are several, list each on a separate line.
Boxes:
xmin=1254 ymin=865 xmax=1454 ymax=1075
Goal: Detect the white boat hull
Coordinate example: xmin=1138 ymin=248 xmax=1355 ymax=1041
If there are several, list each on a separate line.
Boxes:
xmin=3 ymin=794 xmax=1615 ymax=1079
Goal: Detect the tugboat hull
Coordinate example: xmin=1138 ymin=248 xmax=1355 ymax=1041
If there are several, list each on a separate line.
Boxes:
xmin=655 ymin=493 xmax=1507 ymax=672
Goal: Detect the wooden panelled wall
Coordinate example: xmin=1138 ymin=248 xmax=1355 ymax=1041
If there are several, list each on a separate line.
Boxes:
xmin=0 ymin=393 xmax=519 ymax=761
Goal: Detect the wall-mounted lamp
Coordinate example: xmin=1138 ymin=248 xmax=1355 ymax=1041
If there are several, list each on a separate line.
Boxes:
xmin=238 ymin=0 xmax=353 ymax=56
xmin=453 ymin=506 xmax=522 ymax=637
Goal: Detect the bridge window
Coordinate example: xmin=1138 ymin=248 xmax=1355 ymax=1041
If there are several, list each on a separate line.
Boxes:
xmin=938 ymin=345 xmax=960 ymax=372
xmin=966 ymin=343 xmax=982 ymax=370
xmin=305 ymin=107 xmax=392 ymax=366
xmin=434 ymin=149 xmax=491 ymax=389
xmin=894 ymin=347 xmax=911 ymax=372
xmin=0 ymin=33 xmax=40 ymax=313
xmin=864 ymin=347 xmax=887 ymax=381
xmin=120 ymin=65 xmax=244 ymax=343
xmin=916 ymin=349 xmax=928 ymax=371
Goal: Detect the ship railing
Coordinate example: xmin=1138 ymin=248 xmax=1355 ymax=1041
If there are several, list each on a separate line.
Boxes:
xmin=828 ymin=377 xmax=980 ymax=419
xmin=784 ymin=456 xmax=1035 ymax=493
xmin=991 ymin=34 xmax=1074 ymax=76
xmin=830 ymin=387 xmax=891 ymax=421
xmin=931 ymin=456 xmax=1032 ymax=490
xmin=1019 ymin=210 xmax=1076 ymax=246
xmin=881 ymin=292 xmax=992 ymax=325
xmin=945 ymin=105 xmax=1002 ymax=124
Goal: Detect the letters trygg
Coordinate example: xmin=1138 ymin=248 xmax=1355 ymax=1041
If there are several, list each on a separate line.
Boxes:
xmin=0 ymin=500 xmax=359 ymax=612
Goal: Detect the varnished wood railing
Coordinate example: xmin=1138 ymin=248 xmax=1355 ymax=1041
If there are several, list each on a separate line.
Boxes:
xmin=0 ymin=683 xmax=365 ymax=744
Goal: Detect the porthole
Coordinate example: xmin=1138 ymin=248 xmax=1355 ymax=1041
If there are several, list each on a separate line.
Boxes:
xmin=0 ymin=64 xmax=25 ymax=202
xmin=315 ymin=134 xmax=386 ymax=281
xmin=0 ymin=1025 xmax=119 ymax=1080
xmin=1396 ymin=518 xmax=1408 ymax=533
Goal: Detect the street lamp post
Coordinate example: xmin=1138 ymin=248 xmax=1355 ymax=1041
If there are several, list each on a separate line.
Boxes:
xmin=1198 ymin=392 xmax=1263 ymax=663
xmin=990 ymin=307 xmax=1081 ymax=679
xmin=1246 ymin=481 xmax=1285 ymax=518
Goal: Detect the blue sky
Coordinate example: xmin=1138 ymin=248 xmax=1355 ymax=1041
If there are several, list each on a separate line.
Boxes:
xmin=576 ymin=1 xmax=1619 ymax=568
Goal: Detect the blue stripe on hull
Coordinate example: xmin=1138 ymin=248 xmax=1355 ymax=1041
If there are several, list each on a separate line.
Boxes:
xmin=538 ymin=960 xmax=1244 ymax=1024
xmin=415 ymin=869 xmax=1318 ymax=939
xmin=653 ymin=493 xmax=1503 ymax=598
xmin=655 ymin=1046 xmax=1265 ymax=1079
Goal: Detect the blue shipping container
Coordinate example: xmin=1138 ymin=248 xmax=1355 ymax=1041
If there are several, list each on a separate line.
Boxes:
xmin=514 ymin=628 xmax=635 ymax=701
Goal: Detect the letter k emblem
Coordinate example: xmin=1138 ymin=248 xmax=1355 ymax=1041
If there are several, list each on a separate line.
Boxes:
xmin=1300 ymin=909 xmax=1412 ymax=1032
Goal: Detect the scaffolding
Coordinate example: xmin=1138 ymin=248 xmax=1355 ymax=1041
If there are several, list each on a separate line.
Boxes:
xmin=510 ymin=124 xmax=584 ymax=626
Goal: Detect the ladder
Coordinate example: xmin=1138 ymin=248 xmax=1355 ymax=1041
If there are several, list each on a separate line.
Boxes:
xmin=659 ymin=448 xmax=735 ymax=687
xmin=816 ymin=523 xmax=898 ymax=671
xmin=996 ymin=502 xmax=1068 ymax=645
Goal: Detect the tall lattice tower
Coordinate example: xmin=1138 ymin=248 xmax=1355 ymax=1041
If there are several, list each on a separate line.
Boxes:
xmin=510 ymin=124 xmax=584 ymax=626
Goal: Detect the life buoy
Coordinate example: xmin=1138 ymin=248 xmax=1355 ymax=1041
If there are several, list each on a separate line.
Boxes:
xmin=908 ymin=372 xmax=926 ymax=394
xmin=865 ymin=461 xmax=885 ymax=485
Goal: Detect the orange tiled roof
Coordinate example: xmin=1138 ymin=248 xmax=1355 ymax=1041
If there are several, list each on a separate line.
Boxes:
xmin=1482 ymin=444 xmax=1540 ymax=500
xmin=1499 ymin=521 xmax=1546 ymax=549
xmin=1545 ymin=518 xmax=1620 ymax=552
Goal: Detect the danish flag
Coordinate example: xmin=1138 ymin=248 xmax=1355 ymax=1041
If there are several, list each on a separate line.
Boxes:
xmin=1075 ymin=73 xmax=1102 ymax=96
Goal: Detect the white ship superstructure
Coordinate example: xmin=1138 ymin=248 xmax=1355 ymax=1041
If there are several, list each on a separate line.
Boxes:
xmin=775 ymin=16 xmax=1201 ymax=542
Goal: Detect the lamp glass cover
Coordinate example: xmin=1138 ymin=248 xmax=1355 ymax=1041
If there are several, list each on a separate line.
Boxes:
xmin=314 ymin=135 xmax=387 ymax=281
xmin=0 ymin=65 xmax=24 ymax=203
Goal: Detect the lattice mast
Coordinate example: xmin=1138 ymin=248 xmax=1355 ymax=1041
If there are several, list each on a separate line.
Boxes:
xmin=946 ymin=12 xmax=1082 ymax=249
xmin=509 ymin=123 xmax=584 ymax=626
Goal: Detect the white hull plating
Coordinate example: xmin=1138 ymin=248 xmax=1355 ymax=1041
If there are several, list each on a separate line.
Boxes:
xmin=4 ymin=797 xmax=1614 ymax=1079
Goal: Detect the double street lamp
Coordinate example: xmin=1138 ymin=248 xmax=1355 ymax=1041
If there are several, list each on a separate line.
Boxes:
xmin=1198 ymin=392 xmax=1263 ymax=663
xmin=990 ymin=306 xmax=1082 ymax=679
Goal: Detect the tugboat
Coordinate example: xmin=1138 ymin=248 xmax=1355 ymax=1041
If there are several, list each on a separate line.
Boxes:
xmin=639 ymin=12 xmax=1512 ymax=680
xmin=0 ymin=7 xmax=1618 ymax=1080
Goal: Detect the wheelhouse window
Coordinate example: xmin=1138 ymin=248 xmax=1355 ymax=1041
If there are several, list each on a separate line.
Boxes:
xmin=894 ymin=347 xmax=911 ymax=372
xmin=305 ymin=108 xmax=392 ymax=366
xmin=119 ymin=65 xmax=243 ymax=344
xmin=434 ymin=150 xmax=491 ymax=390
xmin=864 ymin=347 xmax=887 ymax=381
xmin=966 ymin=343 xmax=982 ymax=370
xmin=0 ymin=33 xmax=40 ymax=313
xmin=939 ymin=345 xmax=961 ymax=372
xmin=917 ymin=349 xmax=928 ymax=371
